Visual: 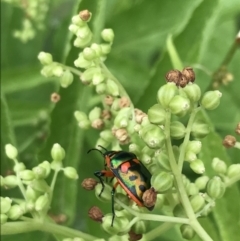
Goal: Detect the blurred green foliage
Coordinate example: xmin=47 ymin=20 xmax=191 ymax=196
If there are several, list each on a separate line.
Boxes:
xmin=1 ymin=0 xmax=240 ymax=240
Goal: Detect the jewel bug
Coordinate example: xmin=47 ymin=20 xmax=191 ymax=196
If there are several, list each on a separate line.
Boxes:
xmin=88 ymin=145 xmax=154 ymax=226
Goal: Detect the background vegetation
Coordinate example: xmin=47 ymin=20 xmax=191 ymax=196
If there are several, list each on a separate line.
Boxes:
xmin=1 ymin=0 xmax=240 ymax=240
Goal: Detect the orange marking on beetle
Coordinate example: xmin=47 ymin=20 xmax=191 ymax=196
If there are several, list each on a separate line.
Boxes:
xmin=121 ymin=162 xmax=131 ymax=173
xmin=101 ymin=170 xmax=115 ymax=177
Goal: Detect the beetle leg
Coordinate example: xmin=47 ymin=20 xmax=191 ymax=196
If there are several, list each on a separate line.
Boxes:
xmin=111 ymin=181 xmax=119 ymax=226
xmin=94 ymin=171 xmax=114 ymax=197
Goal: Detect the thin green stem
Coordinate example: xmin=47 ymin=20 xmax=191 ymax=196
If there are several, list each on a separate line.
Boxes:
xmin=92 ymin=0 xmax=107 ymax=43
xmin=144 ymin=223 xmax=174 ymax=241
xmin=60 ymin=64 xmax=82 ymax=76
xmin=49 ymin=169 xmax=60 ymax=204
xmin=225 ymin=174 xmax=240 ymax=187
xmin=115 ymin=198 xmax=189 ymax=225
xmin=3 ymin=218 xmax=98 ymax=240
xmin=178 ymin=106 xmax=201 ymax=170
xmin=164 ymin=111 xmax=213 ymax=241
xmin=118 ymin=217 xmax=139 ymax=235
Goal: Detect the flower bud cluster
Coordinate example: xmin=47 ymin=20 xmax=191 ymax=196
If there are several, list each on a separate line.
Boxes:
xmin=2 ymin=143 xmax=78 ymax=224
xmin=4 ymin=0 xmax=49 ymax=42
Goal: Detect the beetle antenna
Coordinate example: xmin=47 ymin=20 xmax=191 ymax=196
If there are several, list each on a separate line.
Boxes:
xmin=87 ymin=148 xmax=104 ymax=156
xmin=97 ymin=145 xmax=108 ymax=152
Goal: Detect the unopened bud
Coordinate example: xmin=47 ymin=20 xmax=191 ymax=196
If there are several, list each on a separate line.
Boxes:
xmin=222 ymin=135 xmax=236 ymax=148
xmin=147 ymin=104 xmax=166 ymax=125
xmin=0 ymin=197 xmax=12 ymax=214
xmin=154 ymin=152 xmax=171 ymax=171
xmin=5 ymin=144 xmax=18 ymax=159
xmin=88 ymin=206 xmax=104 ymax=222
xmin=151 ymin=171 xmax=173 ymax=192
xmin=106 ymin=79 xmax=119 ymax=96
xmin=201 ymin=90 xmax=222 ymax=110
xmin=169 ymin=95 xmax=190 ymax=116
xmin=186 ymin=183 xmax=199 ymax=196
xmin=165 ymin=70 xmax=181 ymax=84
xmin=89 ymin=107 xmax=102 ymax=122
xmin=60 ymin=70 xmax=74 ymax=88
xmin=30 ymin=179 xmax=50 ymax=193
xmin=186 ymin=141 xmax=202 ymax=154
xmin=207 ymin=176 xmax=225 ymax=199
xmin=132 ymin=220 xmax=147 ymax=234
xmin=190 ymin=194 xmax=205 ymax=212
xmin=35 ymin=193 xmax=49 ymax=211
xmin=19 ymin=170 xmax=35 ymax=181
xmin=95 ymin=183 xmax=112 ymax=202
xmin=170 ymin=121 xmax=186 ymax=139
xmin=38 ymin=52 xmax=53 ymax=65
xmin=32 ymin=166 xmax=47 ymax=179
xmin=195 ymin=176 xmax=209 ymax=190
xmin=173 ymin=204 xmax=187 ymax=218
xmin=8 ymin=204 xmax=24 ymax=220
xmin=182 ymin=67 xmax=195 ymax=83
xmin=4 ymin=175 xmax=18 ymax=188
xmin=13 ymin=162 xmax=26 ymax=172
xmin=157 ymin=83 xmax=178 ymax=108
xmin=183 ymin=83 xmax=201 ymax=102
xmin=212 ymin=158 xmax=227 ymax=174
xmin=63 ymin=167 xmax=79 ymax=180
xmin=101 ymin=29 xmax=114 ymax=42
xmin=79 ymin=10 xmax=92 ymax=22
xmin=191 ymin=120 xmax=210 ymax=138
xmin=190 ymin=159 xmax=205 ymax=174
xmin=227 ymin=164 xmax=240 ymax=178
xmin=51 ymin=143 xmax=65 ymax=162
xmin=180 ymin=224 xmax=195 ymax=240
xmin=91 ymin=119 xmax=104 ymax=129
xmin=38 ymin=161 xmax=51 ymax=177
xmin=26 ymin=186 xmax=41 ymax=201
xmin=100 ymin=43 xmax=111 ymax=55
xmin=0 ymin=214 xmax=8 ymax=224
xmin=100 ymin=130 xmax=113 ymax=142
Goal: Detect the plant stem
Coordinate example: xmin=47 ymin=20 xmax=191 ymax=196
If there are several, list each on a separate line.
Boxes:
xmin=164 ymin=111 xmax=213 ymax=241
xmin=115 ymin=198 xmax=189 ymax=224
xmin=178 ymin=106 xmax=201 ymax=170
xmin=144 ymin=223 xmax=174 ymax=241
xmin=225 ymin=174 xmax=240 ymax=187
xmin=2 ymin=218 xmax=98 ymax=240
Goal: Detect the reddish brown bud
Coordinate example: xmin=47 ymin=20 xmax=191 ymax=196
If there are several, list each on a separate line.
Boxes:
xmin=81 ymin=178 xmax=98 ymax=190
xmin=128 ymin=230 xmax=142 ymax=241
xmin=51 ymin=93 xmax=61 ymax=103
xmin=134 ymin=108 xmax=147 ymax=124
xmin=165 ymin=70 xmax=182 ymax=84
xmin=91 ymin=119 xmax=104 ymax=129
xmin=104 ymin=95 xmax=114 ymax=106
xmin=88 ymin=206 xmax=104 ymax=222
xmin=142 ymin=188 xmax=157 ymax=209
xmin=182 ymin=67 xmax=195 ymax=83
xmin=119 ymin=96 xmax=131 ymax=108
xmin=178 ymin=74 xmax=188 ymax=88
xmin=101 ymin=110 xmax=112 ymax=120
xmin=115 ymin=128 xmax=129 ymax=142
xmin=222 ymin=135 xmax=236 ymax=148
xmin=235 ymin=123 xmax=240 ymax=135
xmin=79 ymin=10 xmax=91 ymax=21
xmin=49 ymin=213 xmax=67 ymax=224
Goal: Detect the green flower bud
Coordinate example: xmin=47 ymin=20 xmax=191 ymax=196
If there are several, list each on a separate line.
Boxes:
xmin=201 ymin=90 xmax=222 ymax=110
xmin=0 ymin=176 xmax=4 ymax=187
xmin=227 ymin=164 xmax=240 ymax=178
xmin=154 ymin=152 xmax=171 ymax=171
xmin=95 ymin=138 xmax=109 ymax=149
xmin=81 ymin=67 xmax=99 ymax=83
xmin=154 ymin=194 xmax=165 ymax=209
xmin=195 ymin=176 xmax=209 ymax=190
xmin=32 ymin=166 xmax=47 ymax=179
xmin=63 ymin=167 xmax=79 ymax=180
xmin=212 ymin=158 xmax=227 ymax=174
xmin=83 ymin=47 xmax=97 ymax=60
xmin=183 ymin=83 xmax=201 ymax=103
xmin=106 ymin=79 xmax=119 ymax=96
xmin=100 ymin=43 xmax=111 ymax=55
xmin=102 ymin=214 xmax=129 ymax=235
xmin=26 ymin=186 xmax=41 ymax=201
xmin=89 ymin=107 xmax=101 ymax=122
xmin=185 ymin=151 xmax=197 ymax=162
xmin=100 ymin=130 xmax=113 ymax=142
xmin=26 ymin=200 xmax=35 ymax=211
xmin=60 ymin=70 xmax=74 ymax=88
xmin=173 ymin=204 xmax=187 ymax=218
xmin=71 ymin=15 xmax=85 ymax=26
xmin=157 ymin=83 xmax=178 ymax=108
xmin=76 ymin=26 xmax=91 ymax=39
xmin=170 ymin=121 xmax=186 ymax=139
xmin=190 ymin=194 xmax=205 ymax=212
xmin=141 ymin=154 xmax=152 ymax=165
xmin=186 ymin=141 xmax=202 ymax=154
xmin=141 ymin=116 xmax=150 ymax=126
xmin=91 ymin=43 xmax=103 ymax=56
xmin=0 ymin=214 xmax=8 ymax=224
xmin=19 ymin=170 xmax=35 ymax=181
xmin=114 ymin=193 xmax=130 ymax=211
xmin=74 ymin=33 xmax=92 ymax=48
xmin=151 ymin=171 xmax=174 ymax=192
xmin=51 ymin=160 xmax=63 ymax=170
xmin=74 ymin=111 xmax=88 ymax=122
xmin=101 ymin=28 xmax=114 ymax=42
xmin=35 ymin=193 xmax=49 ymax=211
xmin=38 ymin=161 xmax=51 ymax=177
xmin=92 ymin=73 xmax=105 ymax=85
xmin=51 ymin=143 xmax=65 ymax=162
xmin=207 ymin=176 xmax=225 ymax=199
xmin=30 ymin=179 xmax=50 ymax=193
xmin=191 ymin=120 xmax=210 ymax=138
xmin=74 ymin=53 xmax=92 ymax=68
xmin=182 ymin=175 xmax=190 ymax=189
xmin=5 ymin=144 xmax=18 ymax=159
xmin=180 ymin=224 xmax=195 ymax=240
xmin=4 ymin=175 xmax=18 ymax=188
xmin=147 ymin=104 xmax=166 ymax=125
xmin=132 ymin=220 xmax=147 ymax=234
xmin=187 ymin=183 xmax=199 ymax=196
xmin=8 ymin=204 xmax=24 ymax=220
xmin=140 ymin=124 xmax=165 ymax=149
xmin=114 ymin=108 xmax=131 ymax=128
xmin=190 ymin=159 xmax=205 ymax=174
xmin=95 ymin=183 xmax=112 ymax=202
xmin=37 ymin=52 xmax=53 ymax=65
xmin=96 ymin=83 xmax=106 ymax=94
xmin=69 ymin=24 xmax=79 ymax=34
xmin=52 ymin=65 xmax=64 ymax=77
xmin=13 ymin=162 xmax=26 ymax=172
xmin=41 ymin=65 xmax=54 ymax=77
xmin=169 ymin=95 xmax=190 ymax=116
xmin=1 ymin=197 xmax=12 ymax=214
